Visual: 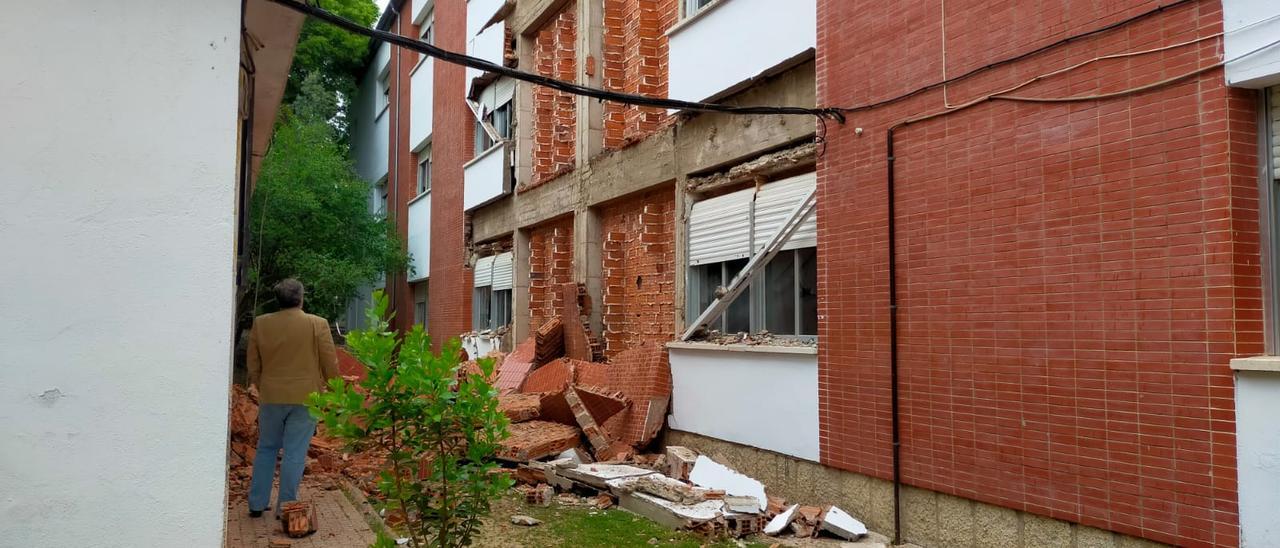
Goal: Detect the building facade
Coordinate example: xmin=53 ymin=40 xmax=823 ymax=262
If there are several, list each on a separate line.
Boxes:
xmin=351 ymin=0 xmax=1280 ymax=546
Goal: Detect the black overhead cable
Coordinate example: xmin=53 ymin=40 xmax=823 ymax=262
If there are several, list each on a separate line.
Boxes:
xmin=266 ymin=0 xmax=846 ymax=123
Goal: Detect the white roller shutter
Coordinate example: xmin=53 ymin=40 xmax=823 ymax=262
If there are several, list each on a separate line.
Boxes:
xmin=491 ymin=252 xmax=514 ymax=290
xmin=752 ymin=172 xmax=817 ymax=252
xmin=1271 ymin=86 xmax=1279 ymax=179
xmin=473 ymin=255 xmax=496 ymax=287
xmin=688 ymin=187 xmax=753 ymax=266
xmin=478 ymin=77 xmax=516 ymax=111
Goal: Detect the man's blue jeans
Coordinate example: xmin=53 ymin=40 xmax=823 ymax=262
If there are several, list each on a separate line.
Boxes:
xmin=248 ymin=403 xmax=316 ymax=513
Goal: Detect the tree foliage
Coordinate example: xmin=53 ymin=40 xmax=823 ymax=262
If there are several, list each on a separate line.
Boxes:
xmin=287 ymin=0 xmax=380 ymax=124
xmin=309 ymin=293 xmax=512 ymax=548
xmin=247 ymin=74 xmax=409 ymax=322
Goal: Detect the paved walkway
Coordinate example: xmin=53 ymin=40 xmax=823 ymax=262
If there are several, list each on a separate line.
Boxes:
xmin=225 ymin=483 xmax=378 ymax=547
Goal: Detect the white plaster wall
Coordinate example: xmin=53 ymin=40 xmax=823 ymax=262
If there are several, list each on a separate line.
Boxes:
xmin=353 ymin=43 xmax=391 ymax=183
xmin=668 ymin=345 xmax=819 ymax=461
xmin=668 ymin=0 xmax=815 ymax=102
xmin=464 ymin=144 xmax=507 ymax=210
xmin=1223 ymin=0 xmax=1280 ymax=88
xmin=412 ymin=0 xmax=434 ymax=25
xmin=0 ymin=1 xmax=241 ymax=545
xmin=410 ymin=58 xmax=435 ymax=151
xmin=1236 ymin=370 xmax=1280 ymax=547
xmin=408 ymin=194 xmax=432 ymax=282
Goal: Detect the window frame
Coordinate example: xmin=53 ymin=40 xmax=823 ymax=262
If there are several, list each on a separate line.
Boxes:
xmin=376 ymin=68 xmax=391 ymax=117
xmin=688 ymin=248 xmax=816 ymax=339
xmin=1260 ymin=87 xmax=1280 ymax=353
xmin=681 ymin=0 xmax=716 ymax=19
xmin=417 ymin=148 xmax=432 ymax=196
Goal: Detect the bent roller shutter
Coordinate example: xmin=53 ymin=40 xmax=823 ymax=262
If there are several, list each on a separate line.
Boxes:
xmin=1271 ymin=86 xmax=1279 ymax=179
xmin=491 ymin=252 xmax=514 ymax=290
xmin=688 ymin=187 xmax=753 ymax=266
xmin=473 ymin=255 xmax=496 ymax=287
xmin=752 ymin=172 xmax=817 ymax=252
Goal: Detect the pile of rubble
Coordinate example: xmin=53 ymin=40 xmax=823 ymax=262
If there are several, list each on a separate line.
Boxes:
xmin=511 ymin=445 xmax=868 ymax=541
xmin=226 ymin=384 xmax=386 ymax=500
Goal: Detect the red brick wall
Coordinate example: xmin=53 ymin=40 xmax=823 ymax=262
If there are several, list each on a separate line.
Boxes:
xmin=427 ymin=0 xmax=473 ymax=349
xmin=528 ymin=217 xmax=575 ymax=330
xmin=387 ymin=0 xmax=419 ymax=334
xmin=817 ymin=1 xmax=1258 ymax=546
xmin=599 ymin=188 xmax=676 ymax=357
xmin=601 ymin=0 xmax=676 ymax=150
xmin=530 ymin=3 xmax=577 ymax=187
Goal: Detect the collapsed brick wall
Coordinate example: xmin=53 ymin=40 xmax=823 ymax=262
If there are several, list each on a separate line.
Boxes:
xmin=530 ymin=3 xmax=577 ymax=187
xmin=601 ymin=0 xmax=677 ymax=150
xmin=528 ymin=217 xmax=575 ymax=331
xmin=599 ymin=188 xmax=675 ymax=357
xmin=817 ymin=1 xmax=1257 ymax=546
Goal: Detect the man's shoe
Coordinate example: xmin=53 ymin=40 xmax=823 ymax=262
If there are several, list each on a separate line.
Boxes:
xmin=249 ymin=506 xmax=269 ymax=518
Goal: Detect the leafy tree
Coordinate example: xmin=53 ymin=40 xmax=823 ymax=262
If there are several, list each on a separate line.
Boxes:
xmin=310 ymin=292 xmax=513 ymax=548
xmin=286 ymin=0 xmax=381 ymax=131
xmin=246 ymin=74 xmax=410 ymax=322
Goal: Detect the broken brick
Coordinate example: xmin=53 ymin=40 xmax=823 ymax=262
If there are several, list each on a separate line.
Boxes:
xmin=534 ymin=317 xmax=565 ymax=366
xmin=665 ymin=446 xmax=698 ymax=482
xmin=281 ymin=501 xmax=317 ymax=538
xmin=565 ymin=387 xmax=612 ymax=453
xmin=497 ymin=421 xmax=582 ymax=461
xmin=494 ymin=338 xmax=536 ymax=394
xmin=497 ymin=393 xmax=543 ymax=423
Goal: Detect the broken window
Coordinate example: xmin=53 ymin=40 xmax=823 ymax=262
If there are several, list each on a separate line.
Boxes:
xmin=686 ymin=173 xmax=818 ymax=338
xmin=472 ymin=252 xmax=514 ymax=331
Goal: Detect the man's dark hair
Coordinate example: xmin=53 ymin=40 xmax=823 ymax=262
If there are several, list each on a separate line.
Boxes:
xmin=274 ymin=278 xmax=305 ymax=309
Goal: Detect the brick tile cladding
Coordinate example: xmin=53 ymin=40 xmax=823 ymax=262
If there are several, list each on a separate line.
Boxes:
xmin=427 ymin=0 xmax=472 ymax=348
xmin=528 ymin=217 xmax=575 ymax=331
xmin=816 ymin=1 xmax=1258 ymax=546
xmin=530 ymin=3 xmax=577 ymax=187
xmin=600 ymin=188 xmax=675 ymax=357
xmin=602 ymin=0 xmax=676 ymax=150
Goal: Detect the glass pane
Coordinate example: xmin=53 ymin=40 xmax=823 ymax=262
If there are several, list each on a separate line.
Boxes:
xmin=798 ymin=247 xmax=817 ymax=335
xmin=724 ymin=259 xmax=750 ymax=333
xmin=493 ymin=289 xmax=512 ymax=327
xmin=472 ymin=287 xmax=491 ymax=330
xmin=764 ymin=250 xmax=796 ymax=335
xmin=689 ymin=263 xmax=721 ymax=323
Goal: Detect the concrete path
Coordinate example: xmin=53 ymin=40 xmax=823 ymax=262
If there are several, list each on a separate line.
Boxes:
xmin=225 ymin=484 xmax=378 ymax=548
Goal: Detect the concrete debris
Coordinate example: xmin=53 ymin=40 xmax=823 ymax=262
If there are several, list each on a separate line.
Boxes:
xmin=557 ymin=447 xmax=593 ymax=465
xmin=609 ymin=473 xmax=711 ymax=505
xmin=688 ymin=456 xmax=768 ymax=512
xmin=510 ymin=515 xmax=542 ymax=526
xmin=559 ymin=463 xmax=656 ymax=490
xmin=685 ymin=141 xmax=817 ymax=194
xmin=497 ymin=421 xmax=582 ymax=461
xmin=665 ymin=446 xmax=698 ymax=481
xmin=764 ymin=504 xmax=799 ymax=535
xmin=693 ymin=330 xmax=817 ymax=347
xmin=723 ymin=495 xmax=761 ymax=514
xmin=818 ymin=506 xmax=867 ymax=541
xmin=618 ymin=491 xmax=725 ymax=530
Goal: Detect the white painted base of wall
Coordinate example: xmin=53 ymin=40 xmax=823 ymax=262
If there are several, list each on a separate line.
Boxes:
xmin=1232 ymin=357 xmax=1280 ymax=547
xmin=667 ymin=343 xmax=819 ymax=461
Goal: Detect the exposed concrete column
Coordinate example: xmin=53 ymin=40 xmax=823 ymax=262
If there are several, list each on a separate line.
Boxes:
xmin=514 ymin=32 xmax=537 ymax=190
xmin=574 ymin=205 xmax=604 ymax=336
xmin=671 ymin=131 xmax=689 ymax=334
xmin=512 ymin=227 xmax=532 ymax=341
xmin=574 ymin=0 xmax=603 ymax=165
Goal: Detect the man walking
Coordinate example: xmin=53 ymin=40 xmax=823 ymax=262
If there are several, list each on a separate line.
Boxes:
xmin=246 ymin=279 xmax=339 ymax=517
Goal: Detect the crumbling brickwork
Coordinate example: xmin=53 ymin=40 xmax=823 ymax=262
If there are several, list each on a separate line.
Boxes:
xmin=817 ymin=1 xmax=1258 ymax=546
xmin=528 ymin=217 xmax=575 ymax=330
xmin=599 ymin=188 xmax=675 ymax=357
xmin=530 ymin=3 xmax=577 ymax=186
xmin=602 ymin=0 xmax=677 ymax=150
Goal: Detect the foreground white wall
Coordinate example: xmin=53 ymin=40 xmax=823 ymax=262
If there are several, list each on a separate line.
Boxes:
xmin=0 ymin=2 xmax=241 ymax=546
xmin=668 ymin=343 xmax=819 ymax=461
xmin=407 ymin=194 xmax=432 ymax=282
xmin=667 ymin=0 xmax=816 ymax=102
xmin=1232 ymin=359 xmax=1280 ymax=547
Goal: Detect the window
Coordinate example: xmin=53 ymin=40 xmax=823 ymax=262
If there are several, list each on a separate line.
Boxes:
xmin=1262 ymin=86 xmax=1280 ymax=351
xmin=417 ymin=147 xmax=432 ymax=195
xmin=415 ymin=301 xmax=427 ymax=326
xmin=377 ymin=69 xmax=390 ymax=113
xmin=376 ymin=180 xmax=388 ymax=215
xmin=682 ymin=0 xmax=714 ymax=18
xmin=686 ymin=173 xmax=818 ymax=338
xmin=472 ymin=252 xmax=514 ymax=331
xmin=474 ymin=101 xmax=512 ymax=158
xmin=420 ymin=10 xmax=435 ymax=45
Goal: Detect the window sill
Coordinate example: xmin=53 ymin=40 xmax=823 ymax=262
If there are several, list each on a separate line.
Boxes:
xmin=1230 ymin=356 xmax=1280 ymax=373
xmin=667 ymin=341 xmax=817 ymax=355
xmin=667 ymin=0 xmax=733 ymax=38
xmin=408 ymin=189 xmax=431 ymax=206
